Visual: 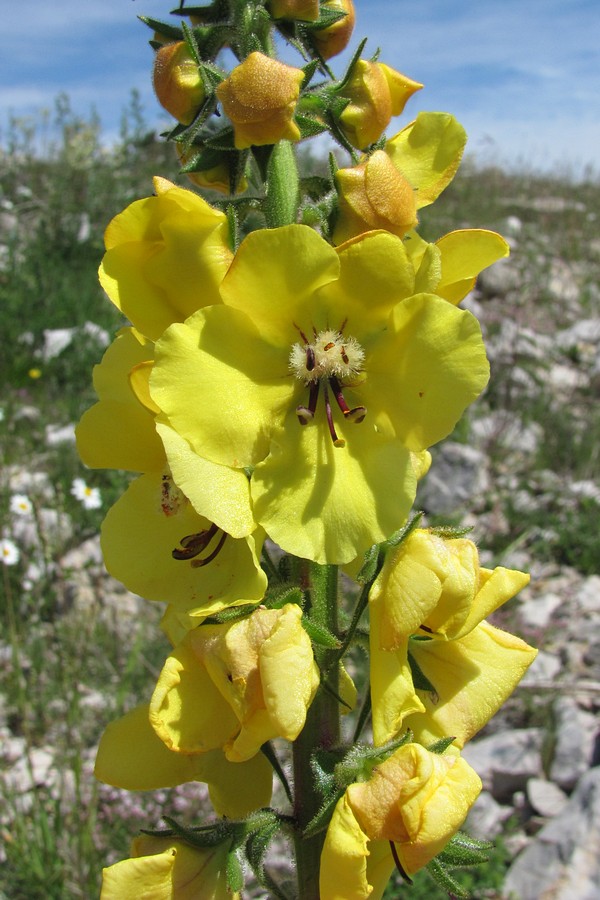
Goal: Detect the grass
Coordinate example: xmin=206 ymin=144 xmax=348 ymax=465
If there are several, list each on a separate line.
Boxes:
xmin=0 ymin=96 xmax=598 ymax=896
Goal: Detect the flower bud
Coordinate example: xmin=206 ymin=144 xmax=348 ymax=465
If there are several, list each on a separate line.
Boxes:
xmin=311 ymin=0 xmax=356 ymax=60
xmin=268 ymin=0 xmax=320 ymax=21
xmin=152 ymin=41 xmax=205 ymax=125
xmin=338 ymin=59 xmax=422 ymax=149
xmin=216 ymin=52 xmax=304 ymax=149
xmin=333 ymin=150 xmax=418 ymax=244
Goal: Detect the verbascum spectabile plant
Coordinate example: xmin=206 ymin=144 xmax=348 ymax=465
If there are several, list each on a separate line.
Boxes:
xmin=75 ymin=1 xmax=536 ymax=896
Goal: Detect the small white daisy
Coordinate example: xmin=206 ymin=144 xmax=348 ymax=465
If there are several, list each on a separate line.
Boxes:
xmin=1 ymin=538 xmax=20 ymax=566
xmin=71 ymin=478 xmax=102 ymax=510
xmin=10 ymin=494 xmax=33 ymax=517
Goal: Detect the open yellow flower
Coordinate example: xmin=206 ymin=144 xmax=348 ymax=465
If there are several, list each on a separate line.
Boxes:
xmin=149 ymin=603 xmax=320 ymax=762
xmin=320 ymin=743 xmax=482 ymax=898
xmin=216 ymin=52 xmax=304 ymax=149
xmin=99 ymin=177 xmax=233 ymax=341
xmin=95 ymin=704 xmax=273 ymax=819
xmin=151 ymin=225 xmax=489 ymax=564
xmin=369 ymin=529 xmax=538 ymax=745
xmin=102 ymin=836 xmax=238 ymax=900
xmin=77 ymin=327 xmax=265 ymax=618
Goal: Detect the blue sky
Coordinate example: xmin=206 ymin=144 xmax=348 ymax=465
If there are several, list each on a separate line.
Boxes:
xmin=3 ymin=0 xmax=599 ymax=174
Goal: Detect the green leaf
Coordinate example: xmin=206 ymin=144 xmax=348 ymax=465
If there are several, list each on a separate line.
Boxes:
xmin=430 ymin=524 xmax=475 ymax=539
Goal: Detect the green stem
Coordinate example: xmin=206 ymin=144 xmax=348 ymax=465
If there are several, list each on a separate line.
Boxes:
xmin=264 ymin=140 xmax=300 ymax=227
xmin=293 ymin=562 xmax=340 ymax=900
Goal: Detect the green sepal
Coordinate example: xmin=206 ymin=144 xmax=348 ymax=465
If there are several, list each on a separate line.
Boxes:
xmin=430 ymin=524 xmax=475 ymax=539
xmin=225 ymin=849 xmax=245 ymax=894
xmin=356 ymin=544 xmax=382 ymax=585
xmin=302 ymin=617 xmax=341 ymax=649
xmin=333 ymin=732 xmax=413 ymax=789
xmin=334 ymin=37 xmax=368 ymax=91
xmin=382 ymin=510 xmax=425 ymax=551
xmin=425 ymin=857 xmax=470 ymax=899
xmin=261 ymin=741 xmax=293 ymax=803
xmin=299 ymin=175 xmax=332 ymax=199
xmin=426 ymin=736 xmax=457 ymax=755
xmin=146 ymin=815 xmax=234 ymax=849
xmin=303 ymin=5 xmax=349 ymax=30
xmin=407 ymin=648 xmax=437 ymax=694
xmin=200 ymin=603 xmax=260 ymax=625
xmin=264 ymin=584 xmax=305 ymax=610
xmin=296 ymin=114 xmax=328 ymax=139
xmin=139 ymin=15 xmax=184 ymax=41
xmin=303 ymin=789 xmax=345 ymax=839
xmin=300 ymin=58 xmax=321 ymax=90
xmin=170 ymin=1 xmax=229 ymax=25
xmin=436 ymin=832 xmax=493 ymax=867
xmin=311 ymin=747 xmax=344 ymax=799
xmin=204 ymin=127 xmax=237 ymax=150
xmin=245 ymin=819 xmax=281 ymax=885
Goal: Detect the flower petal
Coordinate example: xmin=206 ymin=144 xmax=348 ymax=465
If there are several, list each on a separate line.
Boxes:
xmin=219 ymin=225 xmax=340 ymax=346
xmin=76 ymin=328 xmax=165 ymax=473
xmin=406 ymin=620 xmax=538 ymax=749
xmin=101 ymin=473 xmax=266 ymax=615
xmin=252 ymin=413 xmax=416 ymax=564
xmin=156 ymin=418 xmax=255 ymax=538
xmin=385 ymin=112 xmax=466 ymax=208
xmin=320 ymin=794 xmax=373 ymax=900
xmin=435 ymin=229 xmax=510 ymax=304
xmin=369 ymin=293 xmax=489 ymax=451
xmin=152 ymin=307 xmax=293 ymax=468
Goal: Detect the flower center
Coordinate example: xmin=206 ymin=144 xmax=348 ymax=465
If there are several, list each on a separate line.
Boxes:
xmin=289 ymin=328 xmax=366 ymax=447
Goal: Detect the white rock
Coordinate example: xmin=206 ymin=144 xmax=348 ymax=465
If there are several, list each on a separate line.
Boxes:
xmin=518 ymin=592 xmax=562 ymax=629
xmin=520 ymin=650 xmax=562 ymax=686
xmin=462 ymin=729 xmax=545 ymax=800
xmin=576 ymin=576 xmax=600 ymax=614
xmin=503 ymin=768 xmax=600 ymax=900
xmin=465 ymin=791 xmax=513 ymax=840
xmin=549 ymin=696 xmax=599 ymax=790
xmin=526 ymin=778 xmax=569 ymax=818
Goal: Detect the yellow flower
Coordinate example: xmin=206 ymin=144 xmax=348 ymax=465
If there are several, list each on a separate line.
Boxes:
xmin=95 ymin=704 xmax=273 ymax=819
xmin=311 ymin=0 xmax=356 ymax=60
xmin=77 ymin=328 xmax=265 ymax=618
xmin=333 ymin=150 xmax=418 ymax=244
xmin=320 ymin=743 xmax=482 ymax=898
xmin=151 ymin=225 xmax=489 ymax=564
xmin=99 ymin=177 xmax=233 ymax=341
xmin=101 ymin=835 xmax=237 ymax=899
xmin=369 ymin=529 xmax=538 ymax=746
xmin=338 ymin=60 xmax=422 ymax=149
xmin=216 ymin=52 xmax=304 ymax=149
xmin=152 ymin=41 xmax=205 ymax=125
xmin=28 ymin=367 xmax=42 ymax=379
xmin=149 ymin=603 xmax=320 ymax=762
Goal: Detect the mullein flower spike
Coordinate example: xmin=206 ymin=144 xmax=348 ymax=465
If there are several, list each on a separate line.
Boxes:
xmin=77 ymin=1 xmax=536 ymax=895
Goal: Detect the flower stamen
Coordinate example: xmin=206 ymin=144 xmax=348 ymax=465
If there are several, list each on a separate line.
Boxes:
xmin=323 ymin=382 xmax=345 ymax=448
xmin=329 ymin=375 xmax=367 ymax=423
xmin=172 ymin=524 xmax=227 ymax=566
